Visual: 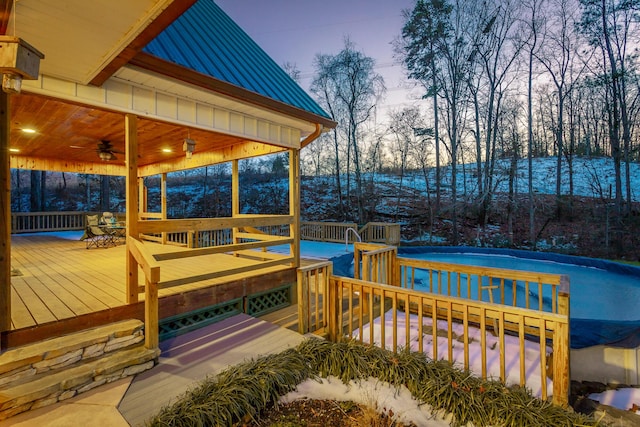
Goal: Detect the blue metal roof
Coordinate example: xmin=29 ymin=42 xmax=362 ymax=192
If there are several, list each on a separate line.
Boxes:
xmin=143 ymin=0 xmax=331 ymax=121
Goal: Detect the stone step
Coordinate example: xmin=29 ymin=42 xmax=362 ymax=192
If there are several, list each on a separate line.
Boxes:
xmin=0 ymin=319 xmax=159 ymax=421
xmin=0 ymin=319 xmax=145 ymax=382
xmin=0 ymin=344 xmax=159 ymax=420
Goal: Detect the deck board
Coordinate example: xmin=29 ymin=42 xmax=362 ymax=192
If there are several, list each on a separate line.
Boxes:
xmin=9 ymin=233 xmax=318 ymax=332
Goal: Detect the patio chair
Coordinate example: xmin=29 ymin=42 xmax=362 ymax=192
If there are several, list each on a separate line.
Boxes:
xmin=81 ymin=214 xmax=113 ymax=249
xmin=101 ymin=211 xmax=118 ymax=225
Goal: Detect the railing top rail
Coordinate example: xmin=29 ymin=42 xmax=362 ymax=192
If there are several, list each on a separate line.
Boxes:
xmin=298 ymin=260 xmax=333 ymax=272
xmin=330 ymin=274 xmax=568 ymax=322
xmin=301 ymin=221 xmax=357 ymax=226
xmin=361 ymin=246 xmax=397 ymax=256
xmin=354 ymin=242 xmax=392 ymax=251
xmin=129 ymin=238 xmax=161 ymax=283
xmin=137 ymin=215 xmax=294 ymax=234
xmin=397 ymin=256 xmax=566 ymax=287
xmin=12 ymin=211 xmax=87 ymax=215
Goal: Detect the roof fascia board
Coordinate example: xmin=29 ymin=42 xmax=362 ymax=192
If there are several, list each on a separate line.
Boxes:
xmin=90 ymin=0 xmax=197 ymax=86
xmin=130 ymin=52 xmax=337 ymax=130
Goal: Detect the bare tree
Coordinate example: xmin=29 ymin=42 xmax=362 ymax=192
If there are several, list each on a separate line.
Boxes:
xmin=522 ymin=0 xmax=545 ymax=248
xmin=399 ymin=0 xmax=451 ymax=214
xmin=536 ymin=0 xmax=585 ymax=215
xmin=311 ymin=39 xmax=385 ymax=223
xmin=388 ymin=106 xmax=423 ymax=219
xmin=311 ymin=53 xmax=347 ymax=218
xmin=470 ymin=0 xmax=524 ymax=225
xmin=579 ymin=0 xmax=640 ymax=255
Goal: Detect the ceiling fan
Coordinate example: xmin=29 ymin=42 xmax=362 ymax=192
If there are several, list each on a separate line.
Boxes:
xmin=96 ymin=140 xmax=124 ymax=161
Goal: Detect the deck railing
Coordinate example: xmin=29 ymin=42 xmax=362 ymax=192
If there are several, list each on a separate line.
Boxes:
xmin=10 ymin=213 xmax=401 ymax=246
xmin=359 ymin=222 xmax=401 ymax=245
xmin=397 ymin=258 xmax=568 ymax=314
xmin=298 ymin=243 xmax=570 ymax=407
xmin=131 ymin=214 xmax=297 ymax=349
xmin=300 ymin=221 xmax=401 ymax=245
xmin=11 ymin=211 xmax=86 ymax=233
xmin=300 ymin=221 xmax=358 ymax=243
xmin=10 ymin=211 xmax=126 ymax=233
xmin=297 ymin=261 xmax=332 ymax=335
xmin=353 ymin=242 xmax=397 ymax=284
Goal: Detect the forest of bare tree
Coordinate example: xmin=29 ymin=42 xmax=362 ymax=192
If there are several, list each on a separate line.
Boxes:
xmin=301 ymin=0 xmax=640 ymax=258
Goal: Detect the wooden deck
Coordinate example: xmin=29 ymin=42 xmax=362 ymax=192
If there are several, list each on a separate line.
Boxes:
xmin=8 ymin=232 xmax=307 ymax=336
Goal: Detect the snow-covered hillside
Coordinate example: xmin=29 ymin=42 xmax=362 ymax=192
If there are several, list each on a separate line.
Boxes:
xmin=376 ymin=156 xmax=640 ymax=202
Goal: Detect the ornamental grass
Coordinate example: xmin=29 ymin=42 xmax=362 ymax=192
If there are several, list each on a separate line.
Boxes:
xmin=146 ymin=338 xmax=597 ymax=427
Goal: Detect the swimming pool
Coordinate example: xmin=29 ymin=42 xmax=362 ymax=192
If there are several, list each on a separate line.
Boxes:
xmin=396 ymin=247 xmax=640 ymax=349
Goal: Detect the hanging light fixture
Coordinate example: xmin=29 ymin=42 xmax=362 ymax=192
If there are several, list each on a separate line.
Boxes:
xmin=0 ymin=36 xmax=44 ymax=94
xmin=183 ymin=138 xmax=196 ymax=159
xmin=99 ymin=151 xmax=114 ymax=161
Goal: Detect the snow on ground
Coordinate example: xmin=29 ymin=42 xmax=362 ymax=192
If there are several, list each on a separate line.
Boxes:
xmin=589 ymin=389 xmax=640 ymax=415
xmin=354 ymin=310 xmax=553 ymax=398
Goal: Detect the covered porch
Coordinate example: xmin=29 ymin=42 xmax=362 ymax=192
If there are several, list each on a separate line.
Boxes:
xmin=0 ymin=0 xmax=337 ymax=352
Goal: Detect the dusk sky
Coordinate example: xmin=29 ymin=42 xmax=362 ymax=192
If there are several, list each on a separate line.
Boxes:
xmin=215 ymin=0 xmax=421 ymax=119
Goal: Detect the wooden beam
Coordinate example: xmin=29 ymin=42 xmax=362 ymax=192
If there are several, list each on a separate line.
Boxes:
xmin=152 ymin=237 xmax=294 ymax=261
xmin=9 ymin=156 xmax=127 ymax=176
xmin=232 ymin=160 xmax=239 ymax=217
xmin=137 ymin=141 xmax=287 ymax=177
xmin=0 ymin=90 xmax=10 ymax=336
xmin=90 ymin=0 xmax=197 ymax=86
xmin=126 ymin=114 xmax=139 ymax=304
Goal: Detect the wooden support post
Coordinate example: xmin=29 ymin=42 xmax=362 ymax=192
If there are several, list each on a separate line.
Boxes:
xmin=161 ymin=173 xmax=167 ymax=244
xmin=125 ymin=114 xmax=139 ymax=304
xmin=138 ymin=178 xmax=146 ymax=215
xmin=0 ymin=91 xmax=10 ymax=338
xmin=289 ymin=149 xmax=300 ymax=267
xmin=297 ymin=269 xmax=308 ymax=334
xmin=553 ymin=275 xmax=571 ymax=407
xmin=145 ymin=278 xmax=159 ymax=350
xmin=328 ymin=277 xmax=338 ymax=342
xmin=231 ymin=159 xmax=239 ymax=250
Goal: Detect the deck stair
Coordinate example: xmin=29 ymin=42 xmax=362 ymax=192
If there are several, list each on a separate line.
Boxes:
xmin=0 ymin=319 xmax=159 ymax=421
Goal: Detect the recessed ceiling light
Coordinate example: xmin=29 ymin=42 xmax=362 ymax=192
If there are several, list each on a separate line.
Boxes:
xmin=9 ymin=148 xmax=19 ymax=152
xmin=21 ymin=128 xmax=36 ymax=134
xmin=162 ymin=148 xmax=172 ymax=153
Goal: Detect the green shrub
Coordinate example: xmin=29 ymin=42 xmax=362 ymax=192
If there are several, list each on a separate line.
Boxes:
xmin=146 ymin=338 xmax=597 ymax=427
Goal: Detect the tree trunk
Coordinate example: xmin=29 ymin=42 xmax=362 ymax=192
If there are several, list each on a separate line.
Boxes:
xmin=100 ymin=175 xmax=110 ymax=212
xmin=30 ymin=170 xmax=41 ymax=211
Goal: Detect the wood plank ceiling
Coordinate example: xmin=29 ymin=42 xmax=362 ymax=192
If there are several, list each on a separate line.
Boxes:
xmin=9 ymin=93 xmax=246 ymax=168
